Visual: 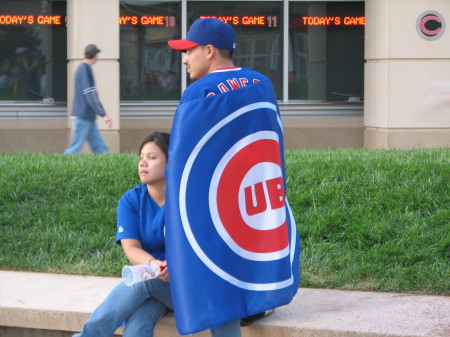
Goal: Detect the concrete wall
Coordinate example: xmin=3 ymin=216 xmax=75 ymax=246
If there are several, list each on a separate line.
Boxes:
xmin=0 ymin=113 xmax=363 ymax=153
xmin=364 ymin=0 xmax=450 ymax=148
xmin=0 ymin=119 xmax=67 ymax=153
xmin=118 ymin=114 xmax=364 ymax=153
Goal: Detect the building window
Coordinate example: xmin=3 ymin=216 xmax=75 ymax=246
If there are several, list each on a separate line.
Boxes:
xmin=118 ymin=1 xmax=364 ymax=103
xmin=120 ymin=1 xmax=182 ymax=101
xmin=289 ymin=1 xmax=364 ymax=101
xmin=0 ymin=0 xmax=67 ymax=102
xmin=188 ymin=1 xmax=283 ymax=99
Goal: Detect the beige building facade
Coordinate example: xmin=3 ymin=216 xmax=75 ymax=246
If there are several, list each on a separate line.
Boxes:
xmin=0 ymin=0 xmax=449 ymax=152
xmin=364 ymin=0 xmax=450 ymax=148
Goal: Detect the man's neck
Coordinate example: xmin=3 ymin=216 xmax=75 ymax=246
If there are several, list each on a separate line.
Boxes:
xmin=84 ymin=58 xmax=96 ymax=65
xmin=209 ymin=59 xmax=234 ymax=74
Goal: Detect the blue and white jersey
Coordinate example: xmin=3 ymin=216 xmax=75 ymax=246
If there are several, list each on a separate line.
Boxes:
xmin=180 ymin=67 xmax=273 ymax=104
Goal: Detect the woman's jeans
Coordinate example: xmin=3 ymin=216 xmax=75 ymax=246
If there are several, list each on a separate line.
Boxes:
xmin=65 ymin=118 xmax=108 ymax=154
xmin=73 ymin=279 xmax=241 ymax=337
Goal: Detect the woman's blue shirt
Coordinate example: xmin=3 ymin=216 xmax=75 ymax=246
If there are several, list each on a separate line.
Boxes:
xmin=115 ymin=184 xmax=166 ymax=260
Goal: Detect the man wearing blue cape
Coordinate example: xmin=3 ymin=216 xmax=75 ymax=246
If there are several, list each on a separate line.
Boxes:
xmin=166 ymin=18 xmax=300 ymax=336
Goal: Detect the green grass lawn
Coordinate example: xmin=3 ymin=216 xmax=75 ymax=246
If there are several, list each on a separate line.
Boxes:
xmin=0 ymin=148 xmax=448 ymax=295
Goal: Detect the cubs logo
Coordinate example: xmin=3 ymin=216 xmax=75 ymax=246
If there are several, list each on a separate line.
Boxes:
xmin=210 ymin=131 xmax=289 ymax=261
xmin=178 ymin=102 xmax=297 ymax=291
xmin=416 ymin=11 xmax=445 ymax=40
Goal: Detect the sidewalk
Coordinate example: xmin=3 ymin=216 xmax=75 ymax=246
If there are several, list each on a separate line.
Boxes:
xmin=0 ymin=271 xmax=449 ymax=337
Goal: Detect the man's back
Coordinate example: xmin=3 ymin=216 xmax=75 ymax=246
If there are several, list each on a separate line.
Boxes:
xmin=180 ymin=67 xmax=272 ymax=104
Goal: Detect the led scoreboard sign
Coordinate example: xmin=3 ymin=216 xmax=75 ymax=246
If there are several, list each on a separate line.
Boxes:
xmin=0 ymin=14 xmax=176 ymax=26
xmin=1 ymin=14 xmax=280 ymax=27
xmin=0 ymin=14 xmax=365 ymax=27
xmin=119 ymin=16 xmax=176 ymax=27
xmin=301 ymin=16 xmax=365 ymax=26
xmin=199 ymin=16 xmax=278 ymax=27
xmin=0 ymin=15 xmax=63 ymax=25
xmin=120 ymin=15 xmax=280 ymax=27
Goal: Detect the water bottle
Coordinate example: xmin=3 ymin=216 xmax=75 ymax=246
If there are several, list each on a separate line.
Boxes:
xmin=122 ymin=262 xmax=161 ymax=286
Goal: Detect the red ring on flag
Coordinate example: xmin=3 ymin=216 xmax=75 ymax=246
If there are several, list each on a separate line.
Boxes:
xmin=216 ymin=139 xmax=289 ymax=253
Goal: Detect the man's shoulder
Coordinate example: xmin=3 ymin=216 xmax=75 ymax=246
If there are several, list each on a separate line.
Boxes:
xmin=77 ymin=62 xmax=92 ymax=73
xmin=207 ymin=67 xmax=268 ymax=82
xmin=75 ymin=62 xmax=90 ymax=76
xmin=78 ymin=62 xmax=89 ymax=69
xmin=181 ymin=67 xmax=270 ymax=103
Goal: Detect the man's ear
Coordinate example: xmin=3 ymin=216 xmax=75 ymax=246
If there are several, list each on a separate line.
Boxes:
xmin=205 ymin=45 xmax=216 ymax=60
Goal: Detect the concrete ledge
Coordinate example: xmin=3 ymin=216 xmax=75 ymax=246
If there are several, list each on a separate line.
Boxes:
xmin=0 ymin=271 xmax=449 ymax=337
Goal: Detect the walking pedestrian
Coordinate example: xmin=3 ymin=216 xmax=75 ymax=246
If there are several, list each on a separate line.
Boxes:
xmin=65 ymin=44 xmax=112 ymax=154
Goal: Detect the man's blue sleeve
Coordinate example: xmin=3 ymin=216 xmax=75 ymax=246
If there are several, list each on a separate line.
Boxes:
xmin=81 ymin=64 xmax=106 ymax=117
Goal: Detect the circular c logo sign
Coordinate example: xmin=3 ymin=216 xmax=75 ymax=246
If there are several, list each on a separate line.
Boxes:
xmin=417 ymin=11 xmax=445 ymax=40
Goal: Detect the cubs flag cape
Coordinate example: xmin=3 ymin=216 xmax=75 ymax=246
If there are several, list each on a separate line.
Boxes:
xmin=165 ymin=82 xmax=300 ymax=335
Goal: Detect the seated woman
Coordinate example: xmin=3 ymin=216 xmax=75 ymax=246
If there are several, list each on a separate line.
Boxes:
xmin=73 ymin=132 xmax=241 ymax=337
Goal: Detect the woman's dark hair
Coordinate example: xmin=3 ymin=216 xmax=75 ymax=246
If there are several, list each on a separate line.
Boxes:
xmin=139 ymin=132 xmax=170 ymax=159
